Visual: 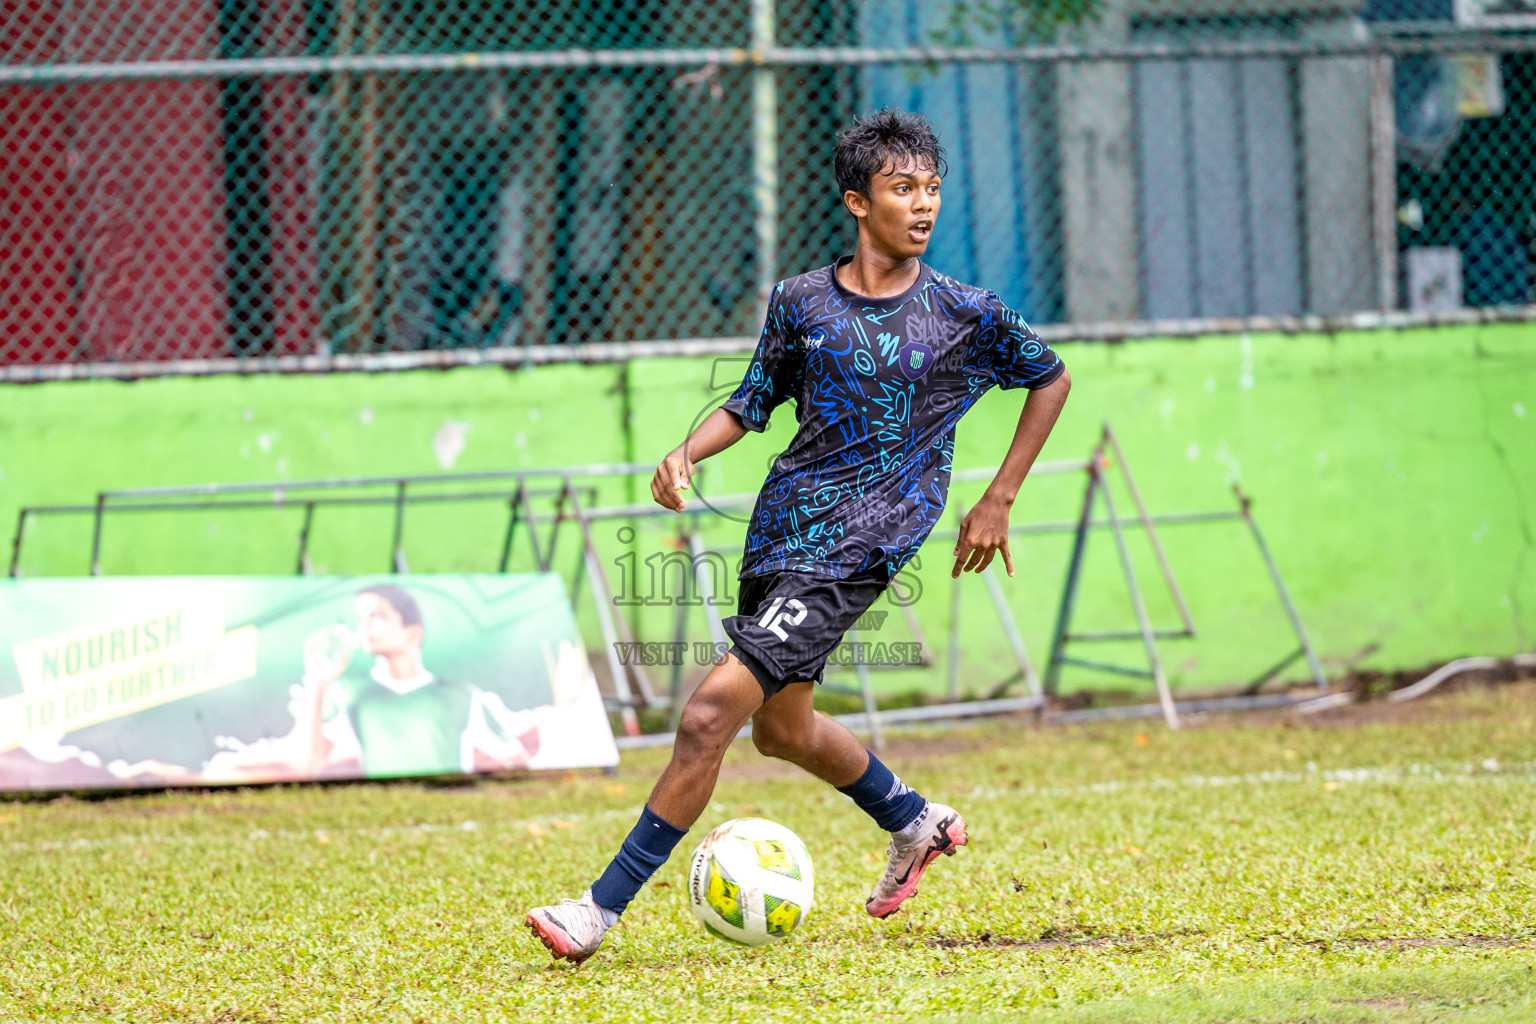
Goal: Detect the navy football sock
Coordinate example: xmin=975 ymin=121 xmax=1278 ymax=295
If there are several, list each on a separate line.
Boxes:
xmin=836 ymin=750 xmax=928 ymax=832
xmin=589 ymin=804 xmax=689 ymax=917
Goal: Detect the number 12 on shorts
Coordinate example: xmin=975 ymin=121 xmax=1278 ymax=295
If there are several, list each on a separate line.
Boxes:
xmin=758 ymin=597 xmax=808 ymax=641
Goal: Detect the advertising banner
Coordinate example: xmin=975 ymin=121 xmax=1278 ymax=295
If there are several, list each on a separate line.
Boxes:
xmin=0 ymin=574 xmax=619 ymax=792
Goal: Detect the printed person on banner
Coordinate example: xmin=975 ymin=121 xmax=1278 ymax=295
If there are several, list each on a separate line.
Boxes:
xmin=291 ymin=584 xmax=542 ymax=778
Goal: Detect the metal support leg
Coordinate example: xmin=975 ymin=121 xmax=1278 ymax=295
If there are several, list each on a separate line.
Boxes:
xmin=89 ymin=494 xmax=106 ymax=577
xmin=296 ymin=502 xmax=315 ymax=575
xmin=848 ymin=626 xmax=883 ymax=752
xmin=9 ymin=510 xmax=28 ymax=578
xmin=568 ymin=537 xmax=588 ymax=608
xmin=1103 ymin=422 xmax=1195 ymax=636
xmin=497 ymin=482 xmax=524 ymax=573
xmin=1235 ymin=484 xmax=1329 ymax=693
xmin=390 ymin=481 xmax=408 ymax=574
xmin=889 ymin=559 xmax=933 ymax=668
xmin=584 ymin=538 xmax=641 ymax=736
xmin=897 ymin=600 xmax=933 ymax=668
xmin=667 ymin=579 xmax=690 ymax=733
xmin=1098 ymin=454 xmax=1180 ymax=730
xmin=520 ymin=483 xmax=549 ymax=573
xmin=982 ymin=563 xmax=1041 ymax=698
xmin=946 ymin=569 xmax=962 ymax=700
xmin=565 ymin=479 xmax=660 ymax=707
xmin=688 ymin=529 xmax=730 ymax=648
xmin=1044 ymin=467 xmax=1098 ymax=697
xmin=671 ymin=528 xmax=732 ymax=731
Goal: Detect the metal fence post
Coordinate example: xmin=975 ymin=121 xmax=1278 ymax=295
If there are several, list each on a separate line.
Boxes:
xmin=751 ymin=0 xmax=777 ymax=324
xmin=1370 ymin=53 xmax=1399 ymax=313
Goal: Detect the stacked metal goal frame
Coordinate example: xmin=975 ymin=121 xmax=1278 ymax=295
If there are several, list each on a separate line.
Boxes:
xmin=8 ymin=423 xmax=1332 ymax=745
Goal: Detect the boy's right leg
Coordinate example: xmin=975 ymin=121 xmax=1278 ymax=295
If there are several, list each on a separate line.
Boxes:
xmin=751 ymin=683 xmax=968 ymax=918
xmin=525 ymin=649 xmax=765 ymax=963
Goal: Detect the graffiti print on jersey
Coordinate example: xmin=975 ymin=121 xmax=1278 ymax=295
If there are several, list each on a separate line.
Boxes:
xmin=720 ymin=255 xmax=1066 ymax=585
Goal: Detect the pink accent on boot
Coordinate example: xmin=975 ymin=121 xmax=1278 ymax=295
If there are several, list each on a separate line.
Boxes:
xmin=865 ymin=803 xmax=968 ymax=919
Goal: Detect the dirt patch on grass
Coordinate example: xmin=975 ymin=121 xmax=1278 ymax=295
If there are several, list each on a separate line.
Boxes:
xmin=1310 ymin=937 xmax=1536 ymax=950
xmin=926 ymin=929 xmax=1194 ymax=951
xmin=928 ymin=931 xmax=1130 ymax=951
xmin=925 ymin=932 xmax=1536 ymax=955
xmin=200 ymin=1010 xmax=274 ymax=1024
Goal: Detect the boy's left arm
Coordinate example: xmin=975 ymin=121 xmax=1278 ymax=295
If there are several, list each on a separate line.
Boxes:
xmin=952 ymin=368 xmax=1071 ymax=579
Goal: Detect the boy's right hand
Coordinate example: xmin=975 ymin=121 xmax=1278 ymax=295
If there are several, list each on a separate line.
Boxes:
xmin=651 ymin=452 xmax=694 ymax=512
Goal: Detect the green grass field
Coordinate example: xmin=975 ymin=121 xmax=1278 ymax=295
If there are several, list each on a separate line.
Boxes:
xmin=5 ymin=683 xmax=1536 ymax=1023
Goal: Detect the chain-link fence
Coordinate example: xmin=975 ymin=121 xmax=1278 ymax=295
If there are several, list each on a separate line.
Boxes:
xmin=3 ymin=1 xmax=1534 ymax=370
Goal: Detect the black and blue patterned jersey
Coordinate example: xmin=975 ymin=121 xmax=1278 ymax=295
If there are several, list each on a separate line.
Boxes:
xmin=720 ymin=254 xmax=1066 ymax=583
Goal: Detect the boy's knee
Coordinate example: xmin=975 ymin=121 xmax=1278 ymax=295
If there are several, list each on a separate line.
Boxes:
xmin=676 ymin=698 xmax=735 ymax=753
xmin=751 ymin=719 xmax=804 ymax=761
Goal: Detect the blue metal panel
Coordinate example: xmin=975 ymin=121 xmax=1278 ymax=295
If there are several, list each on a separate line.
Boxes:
xmin=1242 ymin=59 xmax=1304 ymax=316
xmin=1136 ymin=60 xmax=1197 ymax=319
xmin=1190 ymin=59 xmax=1250 ymax=316
xmin=1134 ymin=24 xmax=1304 ymax=318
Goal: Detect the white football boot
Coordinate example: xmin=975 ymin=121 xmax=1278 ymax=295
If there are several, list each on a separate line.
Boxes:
xmin=526 ymin=891 xmax=612 ymax=964
xmin=865 ymin=802 xmax=968 ymax=918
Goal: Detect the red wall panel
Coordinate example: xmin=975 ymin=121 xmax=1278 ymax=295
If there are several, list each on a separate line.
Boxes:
xmin=0 ymin=0 xmax=229 ymax=364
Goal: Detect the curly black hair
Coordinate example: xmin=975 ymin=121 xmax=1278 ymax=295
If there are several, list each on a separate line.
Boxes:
xmin=833 ymin=109 xmax=948 ymax=202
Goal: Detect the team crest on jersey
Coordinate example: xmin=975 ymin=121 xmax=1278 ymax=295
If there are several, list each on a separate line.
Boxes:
xmin=898 ymin=339 xmax=934 ymax=381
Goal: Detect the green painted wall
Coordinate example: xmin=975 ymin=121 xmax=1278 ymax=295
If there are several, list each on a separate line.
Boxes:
xmin=2 ymin=324 xmax=1532 ymax=698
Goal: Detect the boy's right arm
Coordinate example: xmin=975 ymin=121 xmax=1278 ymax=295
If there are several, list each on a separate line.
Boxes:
xmin=655 ymin=281 xmax=795 ymax=512
xmin=651 ymin=407 xmax=749 ymax=512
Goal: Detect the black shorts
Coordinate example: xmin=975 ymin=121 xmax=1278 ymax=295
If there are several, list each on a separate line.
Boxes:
xmin=722 ymin=570 xmax=888 ymax=700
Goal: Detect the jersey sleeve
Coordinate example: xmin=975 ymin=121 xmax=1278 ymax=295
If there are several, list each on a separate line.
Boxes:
xmin=967 ymin=290 xmax=1066 ymax=391
xmin=720 ymin=282 xmax=800 ymax=432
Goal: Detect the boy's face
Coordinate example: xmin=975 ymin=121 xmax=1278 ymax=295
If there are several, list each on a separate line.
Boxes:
xmin=844 ymin=156 xmax=942 ymax=260
xmin=355 ymin=593 xmax=423 ymax=657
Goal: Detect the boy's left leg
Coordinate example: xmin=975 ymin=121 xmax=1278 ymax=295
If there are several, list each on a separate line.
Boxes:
xmin=751 ymin=682 xmax=968 ymax=918
xmin=524 ymin=650 xmax=764 ymax=963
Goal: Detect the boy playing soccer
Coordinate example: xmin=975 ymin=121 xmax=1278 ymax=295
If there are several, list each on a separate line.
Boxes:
xmin=527 ymin=109 xmax=1071 ymax=962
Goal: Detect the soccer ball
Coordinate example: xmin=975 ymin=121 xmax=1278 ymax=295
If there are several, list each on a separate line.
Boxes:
xmin=687 ymin=817 xmax=815 ymax=947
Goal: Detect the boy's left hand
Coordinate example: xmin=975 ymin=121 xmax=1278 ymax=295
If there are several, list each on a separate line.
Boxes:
xmin=953 ymin=496 xmax=1014 ymax=578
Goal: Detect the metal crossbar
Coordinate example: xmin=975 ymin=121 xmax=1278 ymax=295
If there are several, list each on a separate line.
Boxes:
xmin=5 ymin=304 xmax=1536 ymax=384
xmin=6 ymin=32 xmax=1536 ymax=87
